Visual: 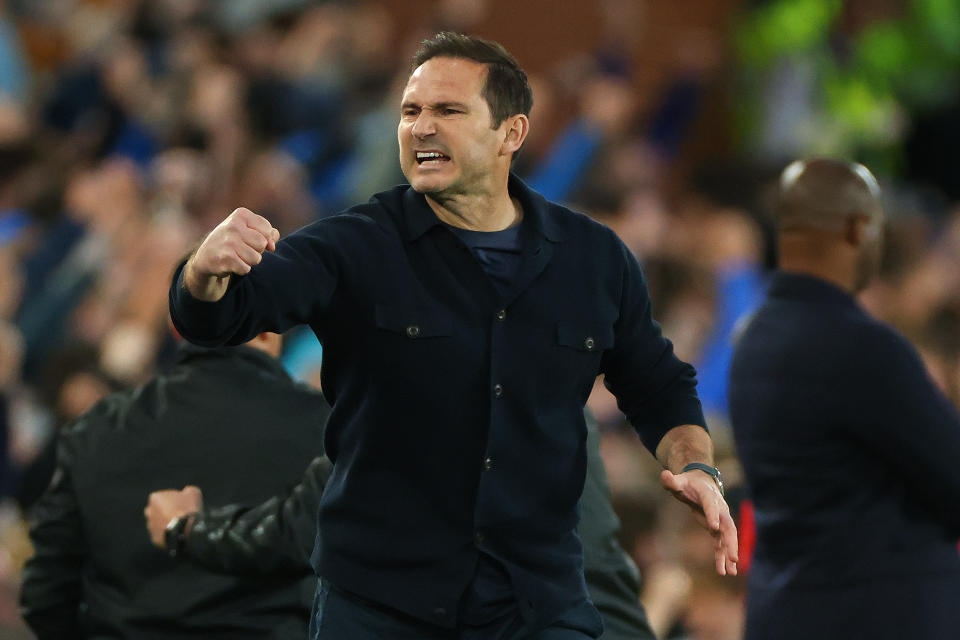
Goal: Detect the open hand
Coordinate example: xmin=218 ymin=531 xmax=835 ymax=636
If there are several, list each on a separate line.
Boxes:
xmin=660 ymin=469 xmax=738 ymax=576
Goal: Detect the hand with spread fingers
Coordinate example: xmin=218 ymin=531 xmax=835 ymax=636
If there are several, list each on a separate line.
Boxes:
xmin=660 ymin=468 xmax=738 ymax=576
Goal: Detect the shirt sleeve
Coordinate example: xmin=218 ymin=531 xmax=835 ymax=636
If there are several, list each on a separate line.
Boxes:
xmin=169 ymin=218 xmax=347 ymax=347
xmin=20 ymin=436 xmax=84 ymax=639
xmin=600 ymin=240 xmax=707 ymax=453
xmin=183 ymin=457 xmax=331 ymax=575
xmin=847 ymin=322 xmax=960 ymax=533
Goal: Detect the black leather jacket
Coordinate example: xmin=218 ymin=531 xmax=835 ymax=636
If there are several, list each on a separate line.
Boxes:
xmin=185 ymin=456 xmax=332 ymax=575
xmin=21 ymin=345 xmax=329 ymax=639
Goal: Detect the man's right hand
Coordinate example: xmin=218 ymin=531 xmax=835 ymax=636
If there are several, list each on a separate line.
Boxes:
xmin=185 ymin=207 xmax=280 ymax=301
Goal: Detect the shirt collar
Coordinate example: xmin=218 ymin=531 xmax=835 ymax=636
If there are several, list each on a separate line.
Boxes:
xmin=401 ymin=173 xmax=566 ymax=243
xmin=767 ymin=270 xmax=858 ymax=308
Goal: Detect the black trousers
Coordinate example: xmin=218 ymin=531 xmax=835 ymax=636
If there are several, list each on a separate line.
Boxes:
xmin=309 ymin=580 xmax=601 ymax=640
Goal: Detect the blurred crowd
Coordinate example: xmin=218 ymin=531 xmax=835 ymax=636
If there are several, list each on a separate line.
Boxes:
xmin=0 ymin=1 xmax=957 ymax=638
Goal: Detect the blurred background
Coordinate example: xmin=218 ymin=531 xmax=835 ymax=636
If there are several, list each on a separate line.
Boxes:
xmin=0 ymin=0 xmax=958 ymax=638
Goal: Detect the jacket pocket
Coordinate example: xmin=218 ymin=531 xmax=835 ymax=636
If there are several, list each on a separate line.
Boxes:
xmin=375 ymin=304 xmax=454 ymax=338
xmin=555 ymin=322 xmax=614 ymax=353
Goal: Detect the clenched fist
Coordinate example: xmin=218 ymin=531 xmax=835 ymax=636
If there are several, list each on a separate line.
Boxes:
xmin=144 ymin=486 xmax=204 ymax=548
xmin=185 ymin=208 xmax=280 ymax=301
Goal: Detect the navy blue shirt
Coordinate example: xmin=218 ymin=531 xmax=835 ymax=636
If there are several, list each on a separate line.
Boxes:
xmin=729 ymin=272 xmax=960 ymax=639
xmin=446 ymin=223 xmax=523 ymax=298
xmin=169 ymin=175 xmax=705 ymax=631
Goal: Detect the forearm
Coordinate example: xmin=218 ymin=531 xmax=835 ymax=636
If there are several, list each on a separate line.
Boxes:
xmin=183 ymin=457 xmax=330 ymax=575
xmin=655 ymin=424 xmax=713 ymax=473
xmin=184 ymin=500 xmax=308 ymax=574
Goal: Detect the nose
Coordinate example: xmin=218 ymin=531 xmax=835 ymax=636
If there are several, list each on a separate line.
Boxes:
xmin=410 ymin=111 xmax=436 ymax=139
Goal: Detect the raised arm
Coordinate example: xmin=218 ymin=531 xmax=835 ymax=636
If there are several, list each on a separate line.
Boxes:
xmin=170 ymin=209 xmax=348 ymax=347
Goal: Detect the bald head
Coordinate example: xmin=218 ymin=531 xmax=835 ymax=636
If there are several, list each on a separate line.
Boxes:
xmin=776 ymin=158 xmax=884 ymax=293
xmin=778 ymin=158 xmax=882 ymax=232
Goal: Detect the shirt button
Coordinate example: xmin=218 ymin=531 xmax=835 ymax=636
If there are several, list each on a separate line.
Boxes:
xmin=493 ymin=384 xmax=503 ymax=397
xmin=406 ymin=325 xmax=421 ymax=338
xmin=584 ymin=336 xmax=595 ymax=351
xmin=433 ymin=607 xmax=447 ymax=617
xmin=495 ymin=309 xmax=507 ymax=321
xmin=474 ymin=531 xmax=485 ymax=545
xmin=483 ymin=457 xmax=493 ymax=471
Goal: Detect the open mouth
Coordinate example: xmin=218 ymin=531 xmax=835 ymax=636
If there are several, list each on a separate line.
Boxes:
xmin=416 ymin=151 xmax=451 ymax=165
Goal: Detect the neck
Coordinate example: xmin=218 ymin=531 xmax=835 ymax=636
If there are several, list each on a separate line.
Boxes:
xmin=425 ymin=181 xmax=520 ymax=231
xmin=778 ymin=234 xmax=857 ymax=294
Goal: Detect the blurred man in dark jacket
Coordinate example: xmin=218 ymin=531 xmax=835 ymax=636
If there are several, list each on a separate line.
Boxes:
xmin=20 ymin=332 xmax=329 ymax=639
xmin=729 ymin=158 xmax=960 ymax=640
xmin=145 ymin=410 xmax=657 ymax=640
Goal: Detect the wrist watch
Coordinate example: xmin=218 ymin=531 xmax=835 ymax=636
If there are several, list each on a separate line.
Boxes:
xmin=681 ymin=462 xmax=724 ymax=497
xmin=163 ymin=513 xmax=196 ymax=557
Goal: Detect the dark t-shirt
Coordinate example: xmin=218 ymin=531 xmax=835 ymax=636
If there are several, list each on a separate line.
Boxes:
xmin=446 ymin=224 xmax=523 ymax=298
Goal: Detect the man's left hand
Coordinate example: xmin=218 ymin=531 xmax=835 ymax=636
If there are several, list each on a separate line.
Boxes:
xmin=660 ymin=469 xmax=738 ymax=576
xmin=144 ymin=486 xmax=203 ymax=548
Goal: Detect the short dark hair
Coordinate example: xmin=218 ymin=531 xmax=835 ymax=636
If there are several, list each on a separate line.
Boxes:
xmin=410 ymin=32 xmax=533 ymax=129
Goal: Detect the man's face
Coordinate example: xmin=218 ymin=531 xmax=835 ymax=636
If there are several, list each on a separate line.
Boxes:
xmin=398 ymin=57 xmax=507 ymax=197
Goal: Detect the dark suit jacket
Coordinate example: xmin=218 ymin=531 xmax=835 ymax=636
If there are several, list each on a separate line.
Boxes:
xmin=729 ymin=272 xmax=960 ymax=640
xmin=20 ymin=345 xmax=329 ymax=639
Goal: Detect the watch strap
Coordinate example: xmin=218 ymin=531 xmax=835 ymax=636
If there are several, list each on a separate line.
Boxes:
xmin=163 ymin=513 xmax=195 ymax=557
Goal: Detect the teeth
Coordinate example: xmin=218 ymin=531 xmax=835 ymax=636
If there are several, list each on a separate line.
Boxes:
xmin=417 ymin=152 xmax=445 ymax=160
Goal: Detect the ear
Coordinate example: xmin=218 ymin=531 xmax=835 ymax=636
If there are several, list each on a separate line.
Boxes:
xmin=499 ymin=114 xmax=529 ymax=157
xmin=845 ymin=215 xmax=868 ymax=247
